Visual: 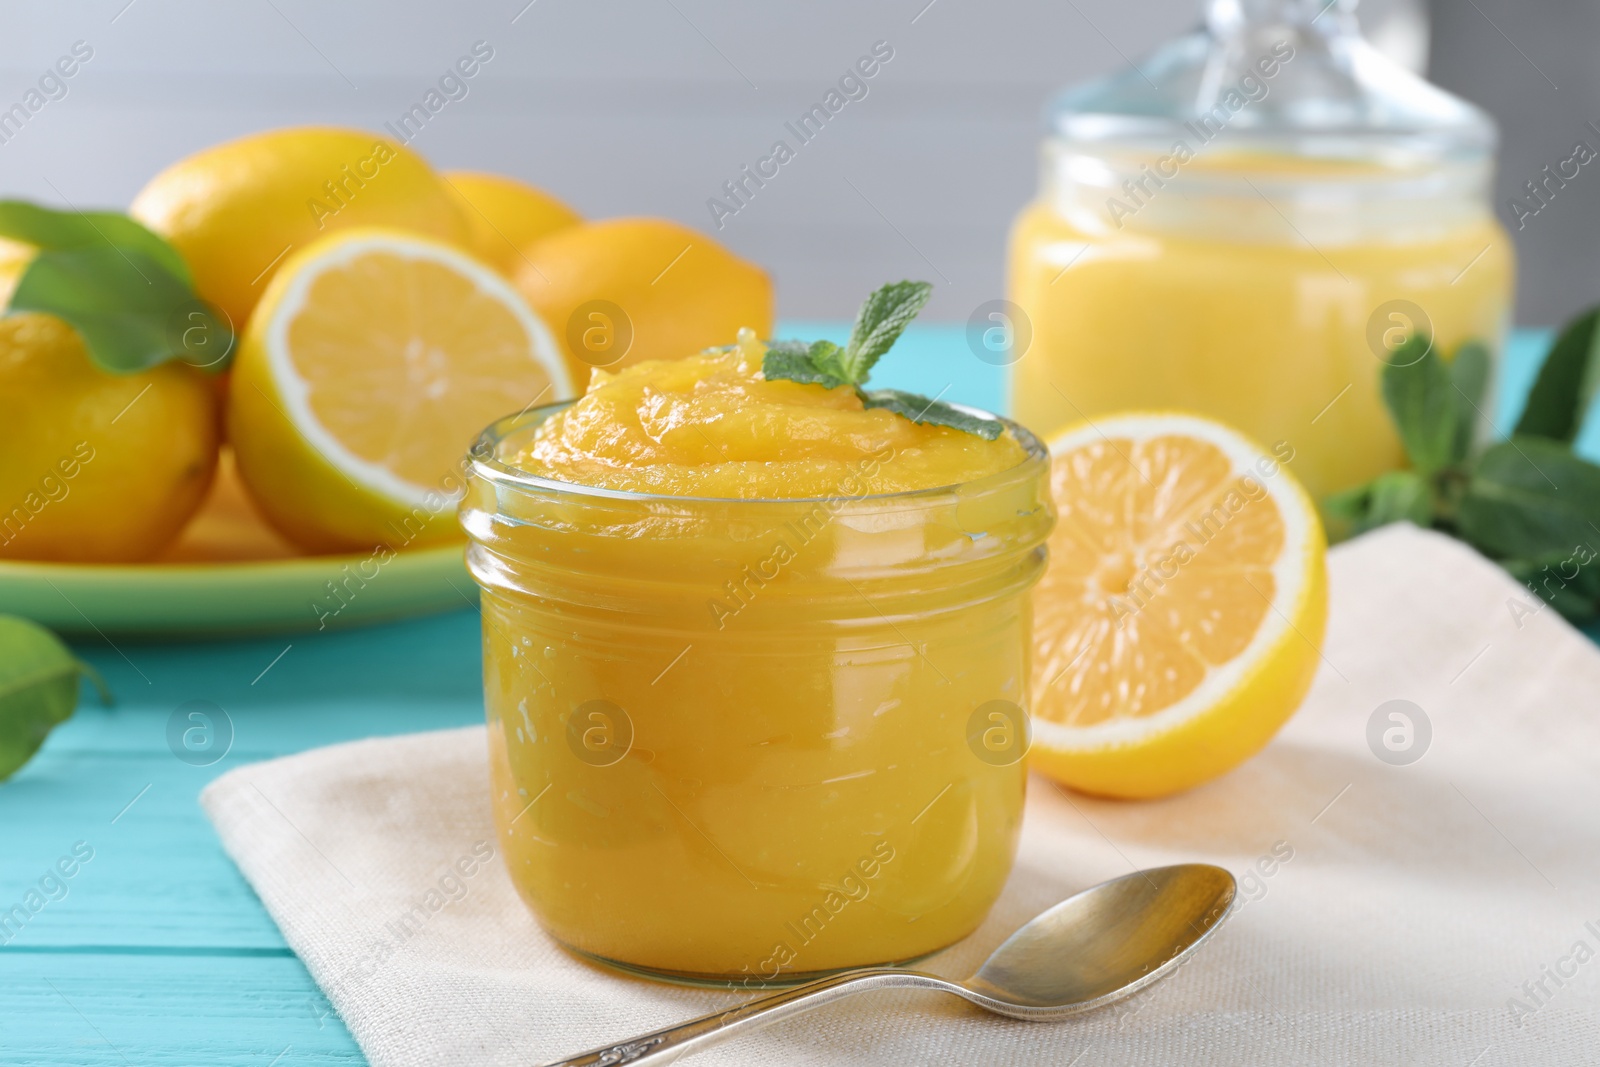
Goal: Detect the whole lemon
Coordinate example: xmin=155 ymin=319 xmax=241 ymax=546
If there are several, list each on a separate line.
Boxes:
xmin=513 ymin=218 xmax=772 ymax=381
xmin=130 ymin=126 xmax=469 ymax=328
xmin=443 ymin=170 xmax=580 ymax=275
xmin=0 ymin=314 xmax=219 ymax=562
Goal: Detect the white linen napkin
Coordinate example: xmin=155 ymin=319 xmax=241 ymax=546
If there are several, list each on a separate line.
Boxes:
xmin=201 ymin=525 xmax=1600 ymax=1065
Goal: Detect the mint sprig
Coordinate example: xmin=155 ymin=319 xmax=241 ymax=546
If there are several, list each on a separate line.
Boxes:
xmin=763 ymin=339 xmax=850 ymax=389
xmin=841 ymin=279 xmax=933 ymax=381
xmin=761 ymin=281 xmax=1004 ymax=440
xmin=1329 ymin=309 xmax=1600 ymax=624
xmin=0 ymin=199 xmax=233 ymax=375
xmin=1513 ymin=307 xmax=1600 ymax=443
xmin=861 ymin=388 xmax=1004 ymax=440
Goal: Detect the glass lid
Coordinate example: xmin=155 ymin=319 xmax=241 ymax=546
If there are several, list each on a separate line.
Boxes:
xmin=1047 ymin=0 xmax=1495 ymax=158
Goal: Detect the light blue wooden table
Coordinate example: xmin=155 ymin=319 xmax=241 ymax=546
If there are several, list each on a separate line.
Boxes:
xmin=0 ymin=324 xmax=1558 ymax=1065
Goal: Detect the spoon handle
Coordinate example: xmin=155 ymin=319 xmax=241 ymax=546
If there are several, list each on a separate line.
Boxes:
xmin=537 ymin=967 xmax=951 ymax=1066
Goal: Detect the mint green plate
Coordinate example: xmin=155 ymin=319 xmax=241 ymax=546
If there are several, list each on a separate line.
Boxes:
xmin=0 ymin=544 xmax=475 ymax=639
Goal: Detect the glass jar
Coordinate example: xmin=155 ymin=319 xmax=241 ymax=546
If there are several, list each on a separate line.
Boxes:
xmin=460 ymin=404 xmax=1054 ymax=986
xmin=1008 ymin=0 xmax=1513 ymax=505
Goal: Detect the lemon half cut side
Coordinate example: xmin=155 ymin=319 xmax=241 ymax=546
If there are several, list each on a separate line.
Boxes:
xmin=1029 ymin=412 xmax=1329 ymax=799
xmin=230 ymin=228 xmax=573 ymax=553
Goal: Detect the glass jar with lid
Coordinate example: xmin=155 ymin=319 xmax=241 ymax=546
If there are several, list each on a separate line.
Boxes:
xmin=1008 ymin=0 xmax=1513 ymax=503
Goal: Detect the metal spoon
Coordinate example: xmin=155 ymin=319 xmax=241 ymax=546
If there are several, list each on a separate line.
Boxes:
xmin=541 ymin=863 xmax=1236 ymax=1066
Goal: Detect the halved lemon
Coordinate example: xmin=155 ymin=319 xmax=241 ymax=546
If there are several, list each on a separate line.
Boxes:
xmin=228 ymin=228 xmax=573 ymax=553
xmin=1029 ymin=413 xmax=1328 ymax=799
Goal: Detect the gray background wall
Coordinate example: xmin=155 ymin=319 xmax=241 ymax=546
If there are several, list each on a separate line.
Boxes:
xmin=1430 ymin=0 xmax=1600 ymax=327
xmin=0 ymin=0 xmax=1583 ymax=324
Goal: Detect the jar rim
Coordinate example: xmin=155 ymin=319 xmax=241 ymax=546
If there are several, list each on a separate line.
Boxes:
xmin=466 ymin=400 xmax=1050 ymax=508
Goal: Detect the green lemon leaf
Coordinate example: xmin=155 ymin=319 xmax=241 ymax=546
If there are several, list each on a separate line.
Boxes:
xmin=0 ymin=200 xmax=192 ymax=285
xmin=9 ymin=245 xmax=233 ymax=374
xmin=862 ymin=389 xmax=1005 ymax=440
xmin=1513 ymin=306 xmax=1600 ymax=443
xmin=1457 ymin=437 xmax=1600 ymax=560
xmin=841 ymin=280 xmax=932 ymax=384
xmin=0 ymin=200 xmax=232 ymax=375
xmin=0 ymin=615 xmax=109 ymax=782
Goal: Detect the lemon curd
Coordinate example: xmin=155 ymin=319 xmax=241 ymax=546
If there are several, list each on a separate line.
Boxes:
xmin=1011 ymin=1 xmax=1517 ymax=505
xmin=1009 ymin=151 xmax=1513 ymax=503
xmin=515 ymin=332 xmax=1027 ymax=498
xmin=460 ymin=336 xmax=1053 ymax=983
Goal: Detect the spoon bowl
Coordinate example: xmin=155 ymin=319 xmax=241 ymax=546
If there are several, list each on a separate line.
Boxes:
xmin=962 ymin=862 xmax=1237 ymax=1018
xmin=543 ymin=863 xmax=1237 ymax=1065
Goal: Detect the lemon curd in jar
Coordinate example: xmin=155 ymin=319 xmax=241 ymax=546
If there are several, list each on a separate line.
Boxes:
xmin=1009 ymin=0 xmax=1517 ymax=504
xmin=1009 ymin=151 xmax=1512 ymax=503
xmin=460 ymin=335 xmax=1054 ymax=984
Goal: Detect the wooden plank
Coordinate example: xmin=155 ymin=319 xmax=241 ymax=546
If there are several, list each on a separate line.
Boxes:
xmin=0 ymin=613 xmax=486 ymax=1060
xmin=0 ymin=585 xmax=483 ymax=1065
xmin=0 ymin=953 xmax=362 ymax=1065
xmin=47 ymin=609 xmax=485 ymax=757
xmin=0 ymin=616 xmax=485 ymax=948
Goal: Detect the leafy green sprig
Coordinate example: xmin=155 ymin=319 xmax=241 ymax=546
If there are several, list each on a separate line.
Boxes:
xmin=762 ymin=280 xmax=1005 ymax=440
xmin=0 ymin=199 xmax=233 ymax=374
xmin=0 ymin=615 xmax=110 ymax=783
xmin=1329 ymin=308 xmax=1600 ymax=622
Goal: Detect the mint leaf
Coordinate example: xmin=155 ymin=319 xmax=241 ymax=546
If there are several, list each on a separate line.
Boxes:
xmin=807 ymin=340 xmax=853 ymax=385
xmin=1514 ymin=306 xmax=1600 ymax=443
xmin=763 ymin=282 xmax=934 ymax=389
xmin=841 ymin=280 xmax=932 ymax=384
xmin=1457 ymin=437 xmax=1600 ymax=560
xmin=0 ymin=615 xmax=109 ymax=782
xmin=1451 ymin=340 xmax=1490 ymax=453
xmin=1331 ymin=336 xmax=1489 ymax=536
xmin=863 ymin=389 xmax=1004 ymax=440
xmin=1381 ymin=334 xmax=1468 ymax=475
xmin=1503 ymin=550 xmax=1600 ymax=624
xmin=762 ymin=281 xmax=1001 ymax=440
xmin=1326 ymin=322 xmax=1600 ymax=621
xmin=0 ymin=199 xmax=232 ymax=375
xmin=763 ymin=282 xmax=933 ymax=390
xmin=763 ymin=339 xmax=848 ymax=389
xmin=1321 ymin=483 xmax=1371 ymax=526
xmin=1324 ymin=470 xmax=1432 ymax=536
